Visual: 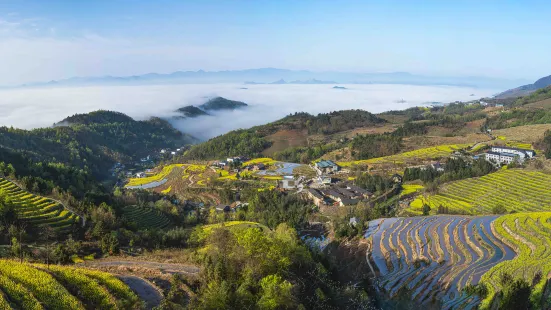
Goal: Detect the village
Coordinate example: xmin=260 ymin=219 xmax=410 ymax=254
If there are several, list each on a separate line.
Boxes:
xmin=119 ymin=138 xmax=538 ymax=220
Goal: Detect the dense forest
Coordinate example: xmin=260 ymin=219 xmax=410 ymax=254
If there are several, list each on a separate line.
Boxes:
xmin=0 ymin=110 xmax=195 ymax=196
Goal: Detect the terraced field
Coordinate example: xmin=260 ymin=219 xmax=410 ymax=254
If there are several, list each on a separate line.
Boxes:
xmin=0 ymin=178 xmax=80 ymax=232
xmin=365 ymin=215 xmax=516 ymax=309
xmin=126 ymin=164 xmax=184 ymax=187
xmin=338 ymin=144 xmax=471 ymax=167
xmin=400 ymin=184 xmax=424 ymax=197
xmin=121 ymin=205 xmax=173 ymax=230
xmin=478 ymin=212 xmax=551 ymax=309
xmin=0 ymin=259 xmax=142 ymax=309
xmin=406 ymin=169 xmax=551 ymax=215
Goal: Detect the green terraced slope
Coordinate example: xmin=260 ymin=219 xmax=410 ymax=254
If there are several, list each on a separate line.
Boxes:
xmin=407 ymin=169 xmax=551 ymax=215
xmin=479 ymin=212 xmax=551 ymax=309
xmin=0 ymin=178 xmax=80 ymax=232
xmin=0 ymin=260 xmax=142 ymax=309
xmin=121 ymin=205 xmax=173 ymax=230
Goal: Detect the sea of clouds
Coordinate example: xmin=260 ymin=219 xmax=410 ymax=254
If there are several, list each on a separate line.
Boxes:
xmin=0 ymin=84 xmax=499 ymax=140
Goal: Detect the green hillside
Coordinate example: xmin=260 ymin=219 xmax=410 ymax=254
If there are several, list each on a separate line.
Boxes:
xmin=0 ymin=178 xmax=80 ymax=233
xmin=182 ymin=109 xmax=387 ymax=160
xmin=0 ymin=110 xmax=195 ymax=195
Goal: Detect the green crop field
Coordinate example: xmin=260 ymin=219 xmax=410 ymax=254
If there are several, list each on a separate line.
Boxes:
xmin=338 ymin=144 xmax=471 ymax=167
xmin=0 ymin=260 xmax=142 ymax=309
xmin=400 ymin=184 xmax=424 ymax=197
xmin=0 ymin=178 xmax=80 ymax=232
xmin=407 ymin=169 xmax=551 ymax=215
xmin=126 ymin=164 xmax=184 ymax=187
xmin=479 ymin=212 xmax=551 ymax=309
xmin=121 ymin=205 xmax=173 ymax=230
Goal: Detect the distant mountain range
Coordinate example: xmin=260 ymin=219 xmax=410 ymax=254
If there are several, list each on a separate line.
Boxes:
xmin=174 ymin=97 xmax=248 ymax=119
xmin=11 ymin=68 xmax=529 ymax=89
xmin=245 ymin=78 xmax=337 ymax=85
xmin=495 ymin=74 xmax=551 ymax=99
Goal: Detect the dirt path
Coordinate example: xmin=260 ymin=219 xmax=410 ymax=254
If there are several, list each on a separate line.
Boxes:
xmin=85 ymin=260 xmax=200 ymax=275
xmin=118 ymin=275 xmax=163 ymax=309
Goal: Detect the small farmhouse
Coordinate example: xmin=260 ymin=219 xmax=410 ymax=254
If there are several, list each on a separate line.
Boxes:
xmin=314 ymin=160 xmax=340 ymax=174
xmin=318 ymin=175 xmax=333 ymax=185
xmin=278 ymin=176 xmax=296 ymax=190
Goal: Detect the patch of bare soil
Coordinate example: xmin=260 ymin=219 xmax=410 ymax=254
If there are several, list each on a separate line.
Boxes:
xmin=85 ymin=260 xmax=200 ymax=275
xmin=263 ymin=129 xmax=309 ymax=155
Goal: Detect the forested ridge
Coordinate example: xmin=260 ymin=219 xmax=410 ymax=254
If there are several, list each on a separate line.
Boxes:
xmin=0 ymin=110 xmax=195 ymax=195
xmin=183 ymin=109 xmax=387 ymax=160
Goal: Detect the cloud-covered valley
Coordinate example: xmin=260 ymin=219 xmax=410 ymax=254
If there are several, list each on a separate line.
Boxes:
xmin=0 ymin=84 xmax=499 ymax=140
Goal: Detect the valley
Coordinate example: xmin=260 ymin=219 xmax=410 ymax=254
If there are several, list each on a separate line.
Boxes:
xmin=0 ymin=85 xmax=551 ymax=309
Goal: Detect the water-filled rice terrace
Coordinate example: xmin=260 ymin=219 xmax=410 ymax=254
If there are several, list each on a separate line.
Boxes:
xmin=365 ymin=215 xmax=516 ymax=309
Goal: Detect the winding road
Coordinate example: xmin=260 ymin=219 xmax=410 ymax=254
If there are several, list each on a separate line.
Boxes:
xmin=118 ymin=275 xmax=163 ymax=309
xmin=85 ymin=260 xmax=201 ymax=275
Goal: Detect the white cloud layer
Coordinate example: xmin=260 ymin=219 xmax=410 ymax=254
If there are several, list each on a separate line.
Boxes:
xmin=0 ymin=84 xmax=498 ymax=140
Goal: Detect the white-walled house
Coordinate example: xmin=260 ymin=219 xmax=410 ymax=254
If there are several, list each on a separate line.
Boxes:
xmin=485 ymin=146 xmax=535 ymax=165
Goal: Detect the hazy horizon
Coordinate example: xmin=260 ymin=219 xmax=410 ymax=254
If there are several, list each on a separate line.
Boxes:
xmin=0 ymin=83 xmax=498 ymax=140
xmin=1 ymin=1 xmax=550 ymax=85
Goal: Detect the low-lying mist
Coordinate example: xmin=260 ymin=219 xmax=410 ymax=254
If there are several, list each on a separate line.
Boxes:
xmin=0 ymin=84 xmax=499 ymax=140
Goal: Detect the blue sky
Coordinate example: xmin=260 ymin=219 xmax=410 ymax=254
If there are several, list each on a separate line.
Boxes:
xmin=0 ymin=0 xmax=550 ymax=85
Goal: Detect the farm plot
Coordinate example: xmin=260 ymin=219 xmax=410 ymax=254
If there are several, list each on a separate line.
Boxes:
xmin=0 ymin=178 xmax=79 ymax=232
xmin=478 ymin=212 xmax=551 ymax=309
xmin=406 ymin=169 xmax=551 ymax=215
xmin=121 ymin=205 xmax=173 ymax=230
xmin=126 ymin=164 xmax=184 ymax=188
xmin=365 ymin=215 xmax=515 ymax=309
xmin=0 ymin=259 xmax=142 ymax=309
xmin=338 ymin=144 xmax=471 ymax=167
xmin=400 ymin=184 xmax=424 ymax=197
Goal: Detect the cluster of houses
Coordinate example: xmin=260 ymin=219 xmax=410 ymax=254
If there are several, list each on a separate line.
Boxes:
xmin=307 ymin=184 xmax=373 ymax=207
xmin=212 ymin=156 xmax=249 ymax=168
xmin=215 ymin=201 xmax=249 ymax=212
xmin=313 ymin=160 xmax=341 ymax=185
xmin=483 ymin=146 xmax=536 ymax=165
xmin=160 ymin=147 xmax=187 ymax=156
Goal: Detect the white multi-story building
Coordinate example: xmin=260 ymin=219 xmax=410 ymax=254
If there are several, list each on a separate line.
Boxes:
xmin=485 ymin=146 xmax=536 ymax=165
xmin=490 ymin=146 xmax=535 ymax=158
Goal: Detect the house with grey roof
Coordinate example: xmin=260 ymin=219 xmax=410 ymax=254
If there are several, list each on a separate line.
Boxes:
xmin=314 ymin=160 xmax=340 ymax=175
